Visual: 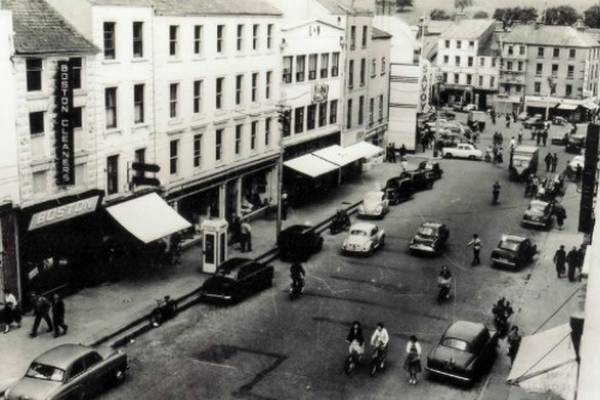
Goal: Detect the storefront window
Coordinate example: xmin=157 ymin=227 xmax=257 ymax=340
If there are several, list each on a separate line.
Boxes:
xmin=241 ymin=171 xmax=268 ymax=215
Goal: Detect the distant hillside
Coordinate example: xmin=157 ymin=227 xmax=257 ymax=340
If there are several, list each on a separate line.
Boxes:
xmin=396 ymin=0 xmax=599 ymax=25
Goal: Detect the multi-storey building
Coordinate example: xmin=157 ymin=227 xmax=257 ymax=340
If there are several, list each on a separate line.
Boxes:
xmin=497 ymin=23 xmax=600 ymax=119
xmin=436 ymin=19 xmax=500 ymax=109
xmin=367 ymin=27 xmax=391 ymax=145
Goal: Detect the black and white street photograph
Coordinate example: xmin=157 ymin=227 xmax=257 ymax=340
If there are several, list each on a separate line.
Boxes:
xmin=1 ymin=0 xmax=600 ymax=399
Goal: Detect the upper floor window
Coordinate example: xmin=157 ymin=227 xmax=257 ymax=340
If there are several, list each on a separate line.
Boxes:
xmin=492 ymin=58 xmax=497 ymax=67
xmin=537 ymin=47 xmax=544 ymax=58
xmin=479 ymin=57 xmax=484 ymax=67
xmin=105 ymin=87 xmax=117 ymax=129
xmin=29 ymin=111 xmax=45 ymax=135
xmin=445 ymin=40 xmax=450 ymax=48
xmin=534 ymin=81 xmax=541 ymax=93
xmin=362 ymin=25 xmax=368 ymax=48
xmin=536 ymin=63 xmax=543 ymax=75
xmin=235 ymin=124 xmax=242 ymax=155
xmin=350 ymin=25 xmax=356 ymax=50
xmin=467 ymin=56 xmax=473 ymax=67
xmin=372 ymin=58 xmax=377 ymax=77
xmin=194 ymin=25 xmax=203 ymax=55
xmin=103 ymin=22 xmax=116 ymax=59
xmin=569 ymin=49 xmax=576 ymax=59
xmin=251 ymin=121 xmax=258 ymax=150
xmin=216 ymin=77 xmax=224 ymax=109
xmin=348 ymin=59 xmax=354 ymax=88
xmin=70 ymin=58 xmax=82 ymax=89
xmin=296 ymin=55 xmax=306 ymax=82
xmin=169 ymin=26 xmax=178 ymax=56
xmin=169 ymin=83 xmax=179 ymax=118
xmin=267 ymin=24 xmax=273 ymax=49
xmin=215 ymin=129 xmax=223 ymax=161
xmin=217 ymin=25 xmax=225 ymax=53
xmin=381 ymin=57 xmax=386 ymax=75
xmin=237 ymin=24 xmax=244 ymax=51
xmin=443 ymin=55 xmax=449 ymax=65
xmin=251 ymin=72 xmax=258 ymax=102
xmin=330 ymin=99 xmax=338 ymax=124
xmin=457 ymin=40 xmax=462 ymax=49
xmin=26 ymin=58 xmax=42 ymax=92
xmin=266 ymin=71 xmax=272 ymax=99
xmin=321 ymin=54 xmax=329 ymax=78
xmin=252 ymin=24 xmax=259 ymax=50
xmin=455 ymin=56 xmax=460 ymax=67
xmin=567 ymin=64 xmax=574 ymax=78
xmin=519 ymin=46 xmax=525 ymax=55
xmin=332 ymin=52 xmax=340 ymax=77
xmin=346 ymin=99 xmax=352 ymax=129
xmin=169 ymin=139 xmax=179 ymax=175
xmin=193 ymin=80 xmax=203 ymax=114
xmin=133 ymin=22 xmax=143 ymax=58
xmin=468 ymin=41 xmax=474 ymax=48
xmin=283 ymin=56 xmax=293 ymax=83
xmin=508 ymin=45 xmax=513 ymax=55
xmin=553 ymin=47 xmax=560 ymax=58
xmin=309 ymin=54 xmax=318 ymax=80
xmin=360 ymin=58 xmax=366 ymax=86
xmin=133 ymin=84 xmax=144 ymax=123
xmin=193 ymin=134 xmax=202 ymax=168
xmin=265 ymin=117 xmax=271 ymax=146
xmin=235 ymin=74 xmax=243 ymax=105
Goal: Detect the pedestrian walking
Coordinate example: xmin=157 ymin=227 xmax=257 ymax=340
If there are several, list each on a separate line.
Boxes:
xmin=399 ymin=144 xmax=407 ymax=160
xmin=542 ymin=129 xmax=548 ymax=146
xmin=553 ymin=245 xmax=566 ymax=278
xmin=575 ymin=165 xmax=583 ymax=182
xmin=551 ymin=153 xmax=559 ymax=173
xmin=421 ymin=136 xmax=428 ymax=153
xmin=404 ymin=335 xmax=422 ymax=384
xmin=509 ymin=137 xmax=516 ymax=152
xmin=506 ymin=326 xmax=522 ymax=366
xmin=3 ymin=291 xmax=21 ymax=333
xmin=491 ymin=112 xmax=496 ymax=125
xmin=466 ymin=234 xmax=482 ymax=266
xmin=29 ymin=292 xmax=53 ymax=338
xmin=281 ymin=191 xmax=289 ymax=220
xmin=567 ymin=246 xmax=579 ymax=282
xmin=517 ymin=129 xmax=523 ymax=145
xmin=577 ymin=245 xmax=587 ymax=281
xmin=51 ymin=294 xmax=68 ymax=337
xmin=240 ymin=221 xmax=252 ymax=252
xmin=536 ymin=130 xmax=541 ymax=146
xmin=544 ymin=153 xmax=553 ymax=172
xmin=505 ymin=114 xmax=511 ymax=128
xmin=169 ymin=232 xmax=182 ymax=265
xmin=230 ymin=214 xmax=242 ymax=246
xmin=554 ymin=203 xmax=567 ymax=230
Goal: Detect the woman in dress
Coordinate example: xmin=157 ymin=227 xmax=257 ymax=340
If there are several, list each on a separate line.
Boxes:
xmin=404 ymin=335 xmax=422 ymax=384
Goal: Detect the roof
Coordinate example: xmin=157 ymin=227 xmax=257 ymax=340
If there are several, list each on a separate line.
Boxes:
xmin=502 ymin=24 xmax=600 ymax=48
xmin=315 ymin=0 xmax=373 ymax=16
xmin=424 ymin=20 xmax=453 ymax=36
xmin=440 ymin=19 xmax=495 ymax=40
xmin=444 ymin=321 xmax=486 ymax=343
xmin=91 ymin=0 xmax=282 ymax=16
xmin=34 ymin=344 xmax=94 ymax=370
xmin=282 ymin=18 xmax=344 ymax=32
xmin=350 ymin=222 xmax=378 ymax=231
xmin=478 ymin=32 xmax=501 ymax=57
xmin=422 ymin=222 xmax=443 ymax=228
xmin=1 ymin=0 xmax=98 ymax=55
xmin=372 ymin=27 xmax=392 ymax=40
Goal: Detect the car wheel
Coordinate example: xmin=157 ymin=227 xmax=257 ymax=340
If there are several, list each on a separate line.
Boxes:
xmin=444 ymin=153 xmax=453 ymax=159
xmin=468 ymin=155 xmax=475 ymax=160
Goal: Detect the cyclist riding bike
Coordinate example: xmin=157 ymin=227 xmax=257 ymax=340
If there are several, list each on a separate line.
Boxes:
xmin=370 ymin=322 xmax=390 ymax=368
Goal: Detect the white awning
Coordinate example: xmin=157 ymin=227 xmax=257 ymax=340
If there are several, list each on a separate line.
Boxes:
xmin=284 ymin=154 xmax=339 ymax=178
xmin=313 ymin=145 xmax=356 ymax=166
xmin=106 ymin=192 xmax=191 ymax=243
xmin=345 ymin=141 xmax=385 ymax=160
xmin=557 ymin=104 xmax=578 ymax=111
xmin=527 ymin=100 xmax=560 ymax=109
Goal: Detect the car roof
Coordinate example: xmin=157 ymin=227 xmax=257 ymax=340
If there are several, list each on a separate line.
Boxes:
xmin=501 ymin=234 xmax=526 ymax=243
xmin=217 ymin=258 xmax=253 ymax=273
xmin=421 ymin=221 xmax=443 ymax=229
xmin=34 ymin=344 xmax=94 ymax=370
xmin=530 ymin=199 xmax=550 ymax=208
xmin=444 ymin=321 xmax=486 ymax=343
xmin=282 ymin=224 xmax=311 ymax=234
xmin=364 ymin=191 xmax=384 ymax=196
xmin=351 ymin=222 xmax=378 ymax=231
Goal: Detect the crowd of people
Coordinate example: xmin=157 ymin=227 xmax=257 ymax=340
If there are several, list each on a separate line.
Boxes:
xmin=1 ymin=291 xmax=68 ymax=338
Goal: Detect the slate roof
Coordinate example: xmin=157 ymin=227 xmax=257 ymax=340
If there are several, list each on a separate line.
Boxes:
xmin=372 ymin=27 xmax=392 ymax=40
xmin=1 ymin=0 xmax=98 ymax=55
xmin=91 ymin=0 xmax=281 ymax=16
xmin=315 ymin=0 xmax=373 ymax=16
xmin=478 ymin=32 xmax=501 ymax=57
xmin=440 ymin=19 xmax=495 ymax=40
xmin=503 ymin=24 xmax=600 ymax=48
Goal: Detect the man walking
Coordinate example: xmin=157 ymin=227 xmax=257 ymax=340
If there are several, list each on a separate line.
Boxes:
xmin=544 ymin=153 xmax=552 ymax=172
xmin=542 ymin=129 xmax=548 ymax=146
xmin=466 ymin=234 xmax=482 ymax=266
xmin=554 ymin=203 xmax=567 ymax=230
xmin=506 ymin=326 xmax=522 ymax=366
xmin=551 ymin=153 xmax=559 ymax=173
xmin=240 ymin=220 xmax=252 ymax=252
xmin=29 ymin=292 xmax=53 ymax=338
xmin=567 ymin=246 xmax=579 ymax=282
xmin=52 ymin=294 xmax=68 ymax=337
xmin=553 ymin=245 xmax=566 ymax=278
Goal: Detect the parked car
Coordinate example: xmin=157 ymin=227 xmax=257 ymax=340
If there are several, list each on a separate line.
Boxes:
xmin=552 ymin=116 xmax=568 ymax=126
xmin=522 ymin=199 xmax=554 ymax=229
xmin=384 ymin=177 xmax=414 ymax=205
xmin=551 ymin=131 xmax=569 ymax=145
xmin=409 ymin=222 xmax=449 ymax=255
xmin=442 ymin=143 xmax=483 ymax=160
xmin=522 ymin=114 xmax=543 ymax=129
xmin=426 ymin=321 xmax=498 ymax=383
xmin=418 ymin=160 xmax=444 ymax=180
xmin=358 ymin=191 xmax=389 ymax=218
xmin=490 ymin=235 xmax=537 ymax=269
xmin=5 ymin=344 xmax=128 ymax=400
xmin=537 ymin=174 xmax=565 ymax=201
xmin=342 ymin=222 xmax=385 ymax=255
xmin=437 ymin=132 xmax=462 ymax=148
xmin=201 ymin=258 xmax=274 ymax=303
xmin=566 ymin=133 xmax=586 ymax=154
xmin=509 ymin=146 xmax=539 ymax=182
xmin=277 ymin=224 xmax=324 ymax=261
xmin=467 ymin=110 xmax=486 ymax=131
xmin=516 ymin=112 xmax=528 ymax=121
xmin=400 ymin=169 xmax=436 ymax=191
xmin=567 ymin=155 xmax=585 ymax=181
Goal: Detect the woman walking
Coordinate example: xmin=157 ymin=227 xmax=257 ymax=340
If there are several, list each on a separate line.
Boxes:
xmin=404 ymin=335 xmax=422 ymax=384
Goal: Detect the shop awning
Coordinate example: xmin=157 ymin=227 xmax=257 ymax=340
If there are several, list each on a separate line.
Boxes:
xmin=106 ymin=192 xmax=191 ymax=243
xmin=313 ymin=145 xmax=356 ymax=166
xmin=581 ymin=102 xmax=598 ymax=110
xmin=345 ymin=141 xmax=385 ymax=160
xmin=526 ymin=100 xmax=560 ymax=109
xmin=284 ymin=154 xmax=339 ymax=178
xmin=557 ymin=103 xmax=578 ymax=111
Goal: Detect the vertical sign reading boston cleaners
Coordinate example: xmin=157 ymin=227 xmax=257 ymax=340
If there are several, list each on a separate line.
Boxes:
xmin=55 ymin=60 xmax=74 ymax=185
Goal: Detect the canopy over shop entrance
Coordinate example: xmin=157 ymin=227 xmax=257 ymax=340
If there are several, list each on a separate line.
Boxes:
xmin=106 ymin=193 xmax=191 ymax=243
xmin=283 ymin=153 xmax=339 ymax=178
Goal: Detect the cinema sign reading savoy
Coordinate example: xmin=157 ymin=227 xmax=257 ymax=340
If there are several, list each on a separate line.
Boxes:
xmin=55 ymin=60 xmax=75 ymax=185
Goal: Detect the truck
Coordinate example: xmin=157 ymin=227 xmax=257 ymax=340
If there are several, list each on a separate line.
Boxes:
xmin=442 ymin=143 xmax=483 ymax=160
xmin=509 ymin=146 xmax=539 ymax=181
xmin=467 ymin=110 xmax=486 ymax=131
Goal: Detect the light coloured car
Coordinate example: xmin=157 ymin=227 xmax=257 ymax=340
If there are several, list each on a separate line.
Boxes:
xmin=358 ymin=191 xmax=389 ymax=218
xmin=568 ymin=155 xmax=585 ymax=171
xmin=5 ymin=344 xmax=128 ymax=400
xmin=462 ymin=104 xmax=477 ymax=112
xmin=442 ymin=143 xmax=483 ymax=160
xmin=342 ymin=222 xmax=385 ymax=255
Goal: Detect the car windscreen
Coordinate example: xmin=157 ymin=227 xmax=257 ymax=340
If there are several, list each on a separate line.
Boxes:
xmin=442 ymin=338 xmax=470 ymax=352
xmin=364 ymin=193 xmax=381 ymax=203
xmin=350 ymin=229 xmax=368 ymax=236
xmin=418 ymin=227 xmax=435 ymax=237
xmin=499 ymin=240 xmax=520 ymax=252
xmin=26 ymin=363 xmax=65 ymax=382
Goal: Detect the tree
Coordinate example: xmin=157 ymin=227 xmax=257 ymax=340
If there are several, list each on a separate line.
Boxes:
xmin=430 ymin=8 xmax=451 ymax=20
xmin=543 ymin=5 xmax=579 ymax=26
xmin=455 ymin=0 xmax=473 ymax=12
xmin=493 ymin=7 xmax=538 ymax=25
xmin=396 ymin=0 xmax=413 ymax=12
xmin=584 ymin=4 xmax=600 ymax=28
xmin=473 ymin=11 xmax=489 ymax=19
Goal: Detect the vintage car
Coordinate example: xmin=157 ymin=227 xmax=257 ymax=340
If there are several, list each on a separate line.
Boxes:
xmin=516 ymin=112 xmax=529 ymax=121
xmin=522 ymin=199 xmax=555 ymax=229
xmin=467 ymin=111 xmax=486 ymax=131
xmin=426 ymin=321 xmax=498 ymax=383
xmin=400 ymin=169 xmax=436 ymax=191
xmin=490 ymin=235 xmax=537 ymax=269
xmin=552 ymin=116 xmax=568 ymax=126
xmin=536 ymin=174 xmax=565 ymax=201
xmin=551 ymin=131 xmax=569 ymax=145
xmin=418 ymin=160 xmax=444 ymax=180
xmin=437 ymin=131 xmax=462 ymax=148
xmin=409 ymin=222 xmax=450 ymax=255
xmin=384 ymin=177 xmax=414 ymax=205
xmin=201 ymin=258 xmax=274 ymax=304
xmin=5 ymin=344 xmax=128 ymax=400
xmin=358 ymin=191 xmax=389 ymax=218
xmin=566 ymin=155 xmax=585 ymax=181
xmin=566 ymin=133 xmax=586 ymax=154
xmin=342 ymin=222 xmax=385 ymax=255
xmin=509 ymin=146 xmax=538 ymax=182
xmin=277 ymin=224 xmax=324 ymax=261
xmin=442 ymin=143 xmax=483 ymax=160
xmin=522 ymin=114 xmax=543 ymax=129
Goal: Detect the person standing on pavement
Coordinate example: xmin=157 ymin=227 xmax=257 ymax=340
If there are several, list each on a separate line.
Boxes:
xmin=567 ymin=246 xmax=579 ymax=282
xmin=230 ymin=214 xmax=242 ymax=246
xmin=3 ymin=291 xmax=21 ymax=333
xmin=505 ymin=114 xmax=511 ymax=128
xmin=240 ymin=221 xmax=252 ymax=252
xmin=509 ymin=137 xmax=516 ymax=152
xmin=29 ymin=292 xmax=53 ymax=338
xmin=553 ymin=245 xmax=567 ymax=278
xmin=544 ymin=153 xmax=553 ymax=172
xmin=466 ymin=234 xmax=482 ymax=266
xmin=577 ymin=245 xmax=587 ymax=281
xmin=51 ymin=294 xmax=68 ymax=337
xmin=551 ymin=153 xmax=559 ymax=173
xmin=404 ymin=335 xmax=422 ymax=384
xmin=517 ymin=129 xmax=523 ymax=145
xmin=506 ymin=326 xmax=522 ymax=366
xmin=554 ymin=203 xmax=567 ymax=230
xmin=542 ymin=129 xmax=548 ymax=146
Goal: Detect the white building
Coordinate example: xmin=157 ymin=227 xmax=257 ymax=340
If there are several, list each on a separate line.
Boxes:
xmin=367 ymin=27 xmax=392 ymax=145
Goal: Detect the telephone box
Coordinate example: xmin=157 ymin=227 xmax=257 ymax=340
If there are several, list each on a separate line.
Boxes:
xmin=201 ymin=219 xmax=228 ymax=273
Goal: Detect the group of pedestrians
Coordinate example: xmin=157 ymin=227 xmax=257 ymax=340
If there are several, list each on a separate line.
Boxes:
xmin=554 ymin=244 xmax=586 ymax=282
xmin=2 ymin=291 xmax=68 ymax=338
xmin=543 ymin=152 xmax=560 ymax=173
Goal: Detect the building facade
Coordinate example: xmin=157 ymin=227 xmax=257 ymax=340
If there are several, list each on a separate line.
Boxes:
xmin=367 ymin=27 xmax=391 ymax=145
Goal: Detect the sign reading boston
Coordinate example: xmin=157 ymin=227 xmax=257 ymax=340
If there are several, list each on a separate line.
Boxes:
xmin=55 ymin=60 xmax=75 ymax=185
xmin=28 ymin=196 xmax=101 ymax=231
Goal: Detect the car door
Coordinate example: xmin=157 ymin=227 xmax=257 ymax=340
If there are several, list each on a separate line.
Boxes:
xmin=59 ymin=357 xmax=87 ymax=400
xmin=82 ymin=352 xmax=104 ymax=394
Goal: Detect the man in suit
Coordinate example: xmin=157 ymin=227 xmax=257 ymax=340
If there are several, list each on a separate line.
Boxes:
xmin=52 ymin=294 xmax=68 ymax=337
xmin=29 ymin=292 xmax=52 ymax=338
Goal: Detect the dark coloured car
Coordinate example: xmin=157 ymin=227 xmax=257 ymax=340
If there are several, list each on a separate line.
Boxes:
xmin=384 ymin=177 xmax=414 ymax=205
xmin=277 ymin=224 xmax=324 ymax=261
xmin=522 ymin=114 xmax=543 ymax=129
xmin=552 ymin=116 xmax=568 ymax=126
xmin=522 ymin=200 xmax=554 ymax=230
xmin=418 ymin=160 xmax=444 ymax=180
xmin=490 ymin=235 xmax=537 ymax=269
xmin=400 ymin=169 xmax=435 ymax=191
xmin=426 ymin=321 xmax=498 ymax=383
xmin=5 ymin=344 xmax=128 ymax=400
xmin=536 ymin=174 xmax=564 ymax=201
xmin=201 ymin=258 xmax=274 ymax=304
xmin=409 ymin=222 xmax=449 ymax=254
xmin=566 ymin=133 xmax=586 ymax=154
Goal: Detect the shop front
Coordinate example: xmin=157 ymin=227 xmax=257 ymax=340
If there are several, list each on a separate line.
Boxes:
xmin=18 ymin=190 xmax=104 ymax=300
